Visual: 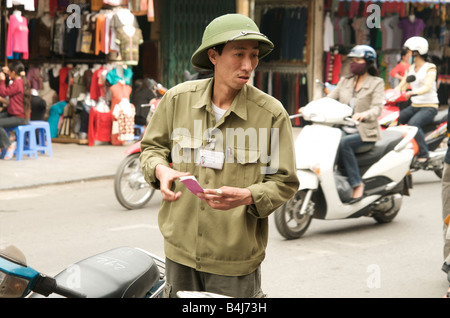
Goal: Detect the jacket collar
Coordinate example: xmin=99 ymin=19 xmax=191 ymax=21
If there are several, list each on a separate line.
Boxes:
xmin=191 ymin=78 xmax=248 ymax=121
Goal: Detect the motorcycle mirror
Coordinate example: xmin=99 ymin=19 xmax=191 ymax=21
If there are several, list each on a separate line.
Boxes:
xmin=0 ymin=244 xmax=40 ymax=298
xmin=0 ymin=243 xmax=27 ymax=266
xmin=406 ymin=75 xmax=416 ymax=83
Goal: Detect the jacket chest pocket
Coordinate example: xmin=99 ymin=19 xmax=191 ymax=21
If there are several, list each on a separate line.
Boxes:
xmin=172 ymin=135 xmax=202 ymax=173
xmin=223 ymin=148 xmax=261 ymax=188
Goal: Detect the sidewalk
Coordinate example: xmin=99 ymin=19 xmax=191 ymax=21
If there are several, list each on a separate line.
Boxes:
xmin=0 ymin=142 xmax=131 ymax=191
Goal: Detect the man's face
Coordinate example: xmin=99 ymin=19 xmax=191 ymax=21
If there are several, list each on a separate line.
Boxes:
xmin=210 ymin=40 xmax=260 ymax=91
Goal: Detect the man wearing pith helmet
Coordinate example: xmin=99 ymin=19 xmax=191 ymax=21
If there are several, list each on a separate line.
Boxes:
xmin=140 ymin=13 xmax=299 ymax=298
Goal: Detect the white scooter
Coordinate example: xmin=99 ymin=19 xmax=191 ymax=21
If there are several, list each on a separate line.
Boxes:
xmin=274 ymin=98 xmax=418 ymax=240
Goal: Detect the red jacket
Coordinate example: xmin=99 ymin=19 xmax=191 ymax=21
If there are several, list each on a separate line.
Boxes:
xmin=0 ymin=78 xmax=26 ymax=118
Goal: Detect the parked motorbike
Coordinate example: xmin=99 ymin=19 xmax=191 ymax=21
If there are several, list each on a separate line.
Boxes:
xmin=0 ymin=244 xmax=165 ymax=298
xmin=276 ymin=97 xmax=417 ymax=240
xmin=380 ymin=80 xmax=448 ymax=179
xmin=114 ymin=99 xmax=161 ymax=210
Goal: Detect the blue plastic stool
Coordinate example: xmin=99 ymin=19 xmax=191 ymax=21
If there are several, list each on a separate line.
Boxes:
xmin=134 ymin=124 xmax=145 ymax=140
xmin=3 ymin=125 xmax=38 ymax=161
xmin=30 ymin=121 xmax=53 ymax=157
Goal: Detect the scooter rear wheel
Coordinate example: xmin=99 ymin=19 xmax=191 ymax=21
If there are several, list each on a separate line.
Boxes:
xmin=114 ymin=153 xmax=155 ymax=210
xmin=274 ymin=190 xmax=313 ymax=240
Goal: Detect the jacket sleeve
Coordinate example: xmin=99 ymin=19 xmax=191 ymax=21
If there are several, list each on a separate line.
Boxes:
xmin=394 ymin=65 xmax=412 ymax=92
xmin=327 ymin=77 xmax=343 ymax=101
xmin=360 ymin=78 xmax=384 ymax=121
xmin=139 ymin=93 xmax=173 ymax=189
xmin=246 ymin=110 xmax=299 ymax=218
xmin=0 ymin=79 xmax=22 ymax=98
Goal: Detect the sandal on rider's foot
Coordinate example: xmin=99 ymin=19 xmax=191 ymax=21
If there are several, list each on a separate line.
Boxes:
xmin=3 ymin=141 xmax=16 ymax=160
xmin=417 ymin=157 xmax=429 ymax=167
xmin=349 ymin=184 xmax=365 ymax=204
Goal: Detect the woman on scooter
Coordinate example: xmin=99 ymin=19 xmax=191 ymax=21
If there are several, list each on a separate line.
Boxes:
xmin=395 ymin=36 xmax=439 ymax=165
xmin=327 ymin=45 xmax=384 ymax=200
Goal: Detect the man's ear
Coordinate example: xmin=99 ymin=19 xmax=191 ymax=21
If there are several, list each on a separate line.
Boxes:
xmin=208 ymin=48 xmax=218 ymax=66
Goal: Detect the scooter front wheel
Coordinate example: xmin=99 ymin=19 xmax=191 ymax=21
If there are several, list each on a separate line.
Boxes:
xmin=114 ymin=153 xmax=155 ymax=210
xmin=274 ymin=190 xmax=313 ymax=240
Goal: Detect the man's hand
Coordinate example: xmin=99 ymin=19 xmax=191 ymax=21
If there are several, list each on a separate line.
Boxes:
xmin=197 ymin=186 xmax=254 ymax=210
xmin=155 ymin=164 xmax=190 ymax=202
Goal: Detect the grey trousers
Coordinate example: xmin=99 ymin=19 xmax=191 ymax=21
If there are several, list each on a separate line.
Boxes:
xmin=163 ymin=258 xmax=265 ymax=298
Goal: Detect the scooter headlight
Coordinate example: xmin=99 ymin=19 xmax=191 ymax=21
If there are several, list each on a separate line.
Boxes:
xmin=0 ymin=270 xmax=31 ymax=298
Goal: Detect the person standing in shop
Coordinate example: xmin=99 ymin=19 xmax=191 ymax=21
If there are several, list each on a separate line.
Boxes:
xmin=0 ymin=62 xmax=31 ymax=160
xmin=140 ymin=13 xmax=298 ymax=298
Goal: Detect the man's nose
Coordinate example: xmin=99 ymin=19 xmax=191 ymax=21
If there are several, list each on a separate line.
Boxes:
xmin=241 ymin=57 xmax=254 ymax=72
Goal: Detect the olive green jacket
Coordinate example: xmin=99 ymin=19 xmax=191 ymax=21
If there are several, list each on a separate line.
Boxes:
xmin=140 ymin=78 xmax=299 ymax=276
xmin=327 ymin=74 xmax=384 ymax=142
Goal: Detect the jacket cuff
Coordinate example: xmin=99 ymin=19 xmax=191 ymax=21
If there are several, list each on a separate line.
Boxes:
xmin=247 ymin=184 xmax=274 ymax=218
xmin=143 ymin=158 xmax=170 ymax=189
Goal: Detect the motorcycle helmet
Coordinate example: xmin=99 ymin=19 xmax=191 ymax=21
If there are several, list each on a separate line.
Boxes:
xmin=347 ymin=45 xmax=377 ymax=62
xmin=191 ymin=14 xmax=274 ymax=70
xmin=403 ymin=36 xmax=429 ymax=56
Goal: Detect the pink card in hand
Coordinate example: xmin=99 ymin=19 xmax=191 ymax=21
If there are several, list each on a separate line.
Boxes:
xmin=179 ymin=176 xmax=204 ymax=195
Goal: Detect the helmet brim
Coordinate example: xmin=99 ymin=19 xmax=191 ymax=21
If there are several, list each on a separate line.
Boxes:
xmin=191 ymin=30 xmax=274 ymax=70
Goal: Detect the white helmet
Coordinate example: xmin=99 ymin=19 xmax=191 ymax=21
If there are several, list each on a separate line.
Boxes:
xmin=404 ymin=36 xmax=429 ymax=55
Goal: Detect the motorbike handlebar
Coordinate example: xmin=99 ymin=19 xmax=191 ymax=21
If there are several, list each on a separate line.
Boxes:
xmin=289 ymin=114 xmax=303 ymax=120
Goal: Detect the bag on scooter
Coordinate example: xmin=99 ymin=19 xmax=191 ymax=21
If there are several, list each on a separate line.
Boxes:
xmin=335 ymin=173 xmax=352 ymax=203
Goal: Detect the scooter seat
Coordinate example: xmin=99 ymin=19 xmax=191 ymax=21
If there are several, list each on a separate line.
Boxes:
xmin=31 ymin=247 xmax=160 ymax=298
xmin=431 ymin=109 xmax=447 ymax=126
xmin=356 ymin=130 xmax=404 ymax=168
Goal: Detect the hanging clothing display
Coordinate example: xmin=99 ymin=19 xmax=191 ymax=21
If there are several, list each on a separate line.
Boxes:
xmin=112 ymin=98 xmax=136 ymax=142
xmin=6 ymin=0 xmax=35 ymax=11
xmin=115 ymin=26 xmax=144 ymax=65
xmin=259 ymin=5 xmax=309 ymax=62
xmin=6 ymin=12 xmax=29 ymax=60
xmin=255 ymin=69 xmax=309 ymax=126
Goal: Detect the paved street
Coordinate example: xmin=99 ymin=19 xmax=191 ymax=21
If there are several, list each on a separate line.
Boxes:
xmin=0 ymin=169 xmax=447 ymax=298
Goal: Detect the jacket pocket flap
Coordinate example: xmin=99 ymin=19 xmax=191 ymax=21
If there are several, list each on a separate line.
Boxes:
xmin=234 ymin=148 xmax=260 ymax=164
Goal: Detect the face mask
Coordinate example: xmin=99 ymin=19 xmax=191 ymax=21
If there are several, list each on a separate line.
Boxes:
xmin=350 ymin=61 xmax=367 ymax=75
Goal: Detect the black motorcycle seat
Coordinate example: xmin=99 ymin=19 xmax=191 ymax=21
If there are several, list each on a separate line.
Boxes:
xmin=31 ymin=247 xmax=160 ymax=298
xmin=356 ymin=130 xmax=404 ymax=168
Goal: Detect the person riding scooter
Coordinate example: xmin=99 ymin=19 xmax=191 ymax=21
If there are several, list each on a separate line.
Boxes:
xmin=326 ymin=45 xmax=384 ymax=201
xmin=395 ymin=36 xmax=439 ymax=166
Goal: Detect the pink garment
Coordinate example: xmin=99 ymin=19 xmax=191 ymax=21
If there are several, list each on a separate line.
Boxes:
xmin=6 ymin=14 xmax=29 ymax=59
xmin=90 ymin=68 xmax=105 ymax=101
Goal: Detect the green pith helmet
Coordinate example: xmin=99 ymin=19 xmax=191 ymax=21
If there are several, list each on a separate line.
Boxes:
xmin=191 ymin=14 xmax=274 ymax=70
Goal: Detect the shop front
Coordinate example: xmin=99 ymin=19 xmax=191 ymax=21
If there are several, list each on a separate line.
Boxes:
xmin=0 ymin=0 xmax=240 ymax=145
